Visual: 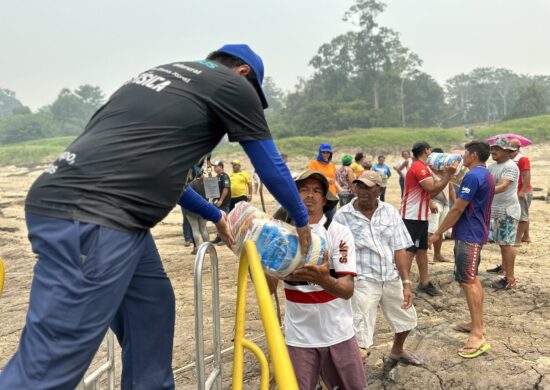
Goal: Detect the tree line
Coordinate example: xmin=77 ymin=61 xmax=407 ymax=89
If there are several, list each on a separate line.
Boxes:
xmin=264 ymin=0 xmax=550 ymax=136
xmin=0 ymin=85 xmax=104 ymax=144
xmin=2 ymin=0 xmax=550 ymax=144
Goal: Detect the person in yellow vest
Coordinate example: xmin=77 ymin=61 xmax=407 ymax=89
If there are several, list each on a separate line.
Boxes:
xmin=229 ymin=160 xmax=253 ymax=210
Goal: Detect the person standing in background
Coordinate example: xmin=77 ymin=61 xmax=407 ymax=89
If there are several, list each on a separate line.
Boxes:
xmin=308 ymin=143 xmax=342 ymax=219
xmin=394 ymin=150 xmax=412 ymax=199
xmin=486 ymin=137 xmax=520 ymax=290
xmin=210 ymin=161 xmax=231 ymax=245
xmin=336 ymin=154 xmax=356 ymax=206
xmin=229 ymin=159 xmax=253 ymax=210
xmin=372 ymin=155 xmax=391 ymax=202
xmin=351 ymin=152 xmax=366 ymax=178
xmin=510 ymin=139 xmax=532 ymax=246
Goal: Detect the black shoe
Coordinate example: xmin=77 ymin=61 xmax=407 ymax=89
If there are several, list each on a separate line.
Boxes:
xmin=210 ymin=237 xmax=222 ymax=244
xmin=417 ymin=281 xmax=442 ymax=296
xmin=487 ymin=265 xmax=502 ymax=273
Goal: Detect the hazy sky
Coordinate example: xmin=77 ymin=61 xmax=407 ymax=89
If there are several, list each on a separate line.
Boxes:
xmin=2 ymin=0 xmax=550 ymax=111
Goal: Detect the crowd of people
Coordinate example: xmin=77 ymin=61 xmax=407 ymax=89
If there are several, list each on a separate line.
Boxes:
xmin=180 ymin=137 xmax=532 ymax=387
xmin=0 ymin=41 xmax=534 ymax=389
xmin=258 ymin=137 xmax=531 ymax=388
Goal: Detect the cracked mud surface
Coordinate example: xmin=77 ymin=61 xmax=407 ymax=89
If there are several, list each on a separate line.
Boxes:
xmin=1 ymin=147 xmax=549 ymax=389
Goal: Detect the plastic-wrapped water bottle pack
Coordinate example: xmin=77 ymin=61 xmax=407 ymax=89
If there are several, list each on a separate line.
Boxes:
xmin=227 ymin=202 xmax=326 ymax=279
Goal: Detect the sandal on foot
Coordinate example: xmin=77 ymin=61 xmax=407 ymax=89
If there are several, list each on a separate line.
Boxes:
xmin=457 ymin=342 xmax=491 ymax=359
xmin=389 ymin=351 xmax=424 ymax=366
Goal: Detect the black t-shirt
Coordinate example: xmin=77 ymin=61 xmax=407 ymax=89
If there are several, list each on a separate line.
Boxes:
xmin=216 ymin=172 xmax=231 ymax=208
xmin=26 ymin=60 xmax=271 ymax=231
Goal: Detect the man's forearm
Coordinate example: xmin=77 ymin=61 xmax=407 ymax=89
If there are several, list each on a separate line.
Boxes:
xmin=395 ymin=250 xmax=410 ymax=281
xmin=219 ymin=187 xmax=229 ymax=203
xmin=435 ymin=206 xmax=463 ymax=236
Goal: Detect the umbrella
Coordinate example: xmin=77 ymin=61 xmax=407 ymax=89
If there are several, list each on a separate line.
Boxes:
xmin=487 ymin=133 xmax=532 ymax=147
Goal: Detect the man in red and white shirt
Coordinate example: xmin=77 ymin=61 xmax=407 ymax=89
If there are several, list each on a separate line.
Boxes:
xmin=510 ymin=139 xmax=532 ymax=245
xmin=267 ymin=170 xmax=366 ymax=390
xmin=401 ymin=141 xmax=456 ymax=296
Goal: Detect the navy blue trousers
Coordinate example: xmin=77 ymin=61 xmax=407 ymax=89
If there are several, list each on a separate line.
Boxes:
xmin=0 ymin=213 xmax=175 ymax=389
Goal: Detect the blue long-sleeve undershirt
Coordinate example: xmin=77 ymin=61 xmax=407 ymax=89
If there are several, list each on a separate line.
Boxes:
xmin=178 ymin=186 xmax=222 ymax=223
xmin=241 ymin=139 xmax=308 ymax=227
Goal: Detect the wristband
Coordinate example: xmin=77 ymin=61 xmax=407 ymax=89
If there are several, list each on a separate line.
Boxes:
xmin=402 ymin=279 xmax=411 ymax=285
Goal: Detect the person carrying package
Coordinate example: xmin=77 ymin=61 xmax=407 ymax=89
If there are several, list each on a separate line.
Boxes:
xmin=401 ymin=141 xmax=457 ymax=297
xmin=0 ymin=44 xmax=311 ymax=390
xmin=267 ymin=170 xmax=367 ymax=390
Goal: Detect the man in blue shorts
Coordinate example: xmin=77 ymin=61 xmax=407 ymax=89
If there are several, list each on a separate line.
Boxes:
xmin=429 ymin=141 xmax=495 ymax=359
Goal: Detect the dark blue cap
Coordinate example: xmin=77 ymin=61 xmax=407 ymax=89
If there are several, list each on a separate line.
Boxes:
xmin=217 ymin=44 xmax=268 ymax=109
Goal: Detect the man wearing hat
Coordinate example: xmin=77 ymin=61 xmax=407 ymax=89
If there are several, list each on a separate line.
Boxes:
xmin=269 ymin=170 xmax=366 ymax=390
xmin=486 ymin=137 xmax=521 ymax=289
xmin=229 ymin=159 xmax=253 ymax=210
xmin=1 ymin=44 xmax=312 ymax=388
xmin=335 ymin=171 xmax=422 ymax=366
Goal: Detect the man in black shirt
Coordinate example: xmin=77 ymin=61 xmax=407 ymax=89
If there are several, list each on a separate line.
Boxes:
xmin=211 ymin=160 xmax=231 ymax=245
xmin=0 ymin=44 xmax=310 ymax=389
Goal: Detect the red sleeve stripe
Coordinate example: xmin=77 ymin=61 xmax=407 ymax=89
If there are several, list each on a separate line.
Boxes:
xmin=335 ymin=271 xmax=357 ymax=276
xmin=284 ymin=288 xmax=337 ymax=304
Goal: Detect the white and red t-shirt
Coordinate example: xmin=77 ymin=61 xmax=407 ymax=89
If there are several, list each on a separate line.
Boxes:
xmin=401 ymin=160 xmax=432 ymax=221
xmin=283 ymin=215 xmax=357 ymax=348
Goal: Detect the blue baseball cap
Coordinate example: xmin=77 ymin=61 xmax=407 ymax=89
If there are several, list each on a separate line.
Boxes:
xmin=217 ymin=44 xmax=268 ymax=109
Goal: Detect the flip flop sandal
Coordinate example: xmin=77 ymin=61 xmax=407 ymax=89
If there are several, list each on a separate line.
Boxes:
xmin=457 ymin=342 xmax=491 ymax=359
xmin=388 ymin=351 xmax=424 ymax=366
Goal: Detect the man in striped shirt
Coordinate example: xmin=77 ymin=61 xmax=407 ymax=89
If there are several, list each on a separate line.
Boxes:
xmin=401 ymin=141 xmax=456 ymax=296
xmin=334 ymin=171 xmax=423 ymax=366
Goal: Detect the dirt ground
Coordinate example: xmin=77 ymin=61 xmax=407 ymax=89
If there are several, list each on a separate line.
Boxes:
xmin=1 ymin=147 xmax=549 ymax=389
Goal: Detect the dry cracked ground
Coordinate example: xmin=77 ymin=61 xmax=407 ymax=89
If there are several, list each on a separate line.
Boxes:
xmin=1 ymin=147 xmax=549 ymax=389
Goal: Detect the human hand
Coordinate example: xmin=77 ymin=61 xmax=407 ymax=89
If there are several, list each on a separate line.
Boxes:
xmin=401 ymin=284 xmax=413 ymax=309
xmin=296 ymin=225 xmax=312 ymax=257
xmin=215 ymin=200 xmax=222 ymax=207
xmin=518 ymin=190 xmax=526 ymax=199
xmin=445 ymin=161 xmax=458 ymax=175
xmin=428 ymin=233 xmax=441 ymax=250
xmin=214 ymin=211 xmax=235 ymax=251
xmin=429 ymin=202 xmax=438 ymax=213
xmin=287 ymin=249 xmax=330 ymax=284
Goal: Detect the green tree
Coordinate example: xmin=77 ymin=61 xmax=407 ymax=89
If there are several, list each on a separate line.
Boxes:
xmin=509 ymin=82 xmax=549 ymax=119
xmin=0 ymin=88 xmax=25 ymax=119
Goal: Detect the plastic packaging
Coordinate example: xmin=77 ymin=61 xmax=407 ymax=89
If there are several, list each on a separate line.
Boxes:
xmin=227 ymin=201 xmax=326 ymax=279
xmin=427 ymin=153 xmax=463 ymax=175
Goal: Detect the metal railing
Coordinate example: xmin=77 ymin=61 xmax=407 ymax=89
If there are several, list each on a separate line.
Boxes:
xmin=193 ymin=242 xmax=222 ymax=390
xmin=75 ymin=330 xmax=115 ymax=390
xmin=232 ymin=240 xmax=298 ymax=390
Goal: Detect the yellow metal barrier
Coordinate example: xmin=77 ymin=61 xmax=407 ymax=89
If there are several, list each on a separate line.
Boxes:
xmin=232 ymin=240 xmax=298 ymax=390
xmin=0 ymin=256 xmax=5 ymax=297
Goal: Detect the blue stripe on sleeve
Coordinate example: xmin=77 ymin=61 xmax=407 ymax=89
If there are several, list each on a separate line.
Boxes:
xmin=241 ymin=139 xmax=308 ymax=227
xmin=178 ymin=186 xmax=222 ymax=223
